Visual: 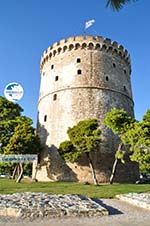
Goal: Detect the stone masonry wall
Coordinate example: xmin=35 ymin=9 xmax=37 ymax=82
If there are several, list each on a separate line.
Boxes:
xmin=35 ymin=35 xmax=139 ymax=183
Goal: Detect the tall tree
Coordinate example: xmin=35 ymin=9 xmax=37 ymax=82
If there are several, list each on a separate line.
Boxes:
xmin=59 ymin=119 xmax=102 ymax=185
xmin=122 ymin=110 xmax=150 ymax=173
xmin=0 ymin=96 xmax=23 ymax=151
xmin=0 ymin=96 xmax=42 ymax=181
xmin=106 ymin=0 xmax=137 ymax=11
xmin=4 ymin=117 xmax=41 ymax=155
xmin=104 ymin=108 xmax=134 ymax=184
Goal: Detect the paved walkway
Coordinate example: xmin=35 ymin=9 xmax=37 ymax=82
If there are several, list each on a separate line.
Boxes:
xmin=1 ymin=199 xmax=150 ymax=226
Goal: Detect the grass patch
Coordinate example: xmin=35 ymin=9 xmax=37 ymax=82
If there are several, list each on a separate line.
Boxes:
xmin=0 ymin=179 xmax=149 ymax=198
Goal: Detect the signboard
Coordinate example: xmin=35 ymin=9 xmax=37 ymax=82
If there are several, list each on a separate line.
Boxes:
xmin=0 ymin=155 xmax=37 ymax=163
xmin=4 ymin=82 xmax=24 ymax=102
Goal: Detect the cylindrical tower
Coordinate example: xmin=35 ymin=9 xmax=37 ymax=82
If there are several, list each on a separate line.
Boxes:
xmin=35 ymin=35 xmax=139 ymax=182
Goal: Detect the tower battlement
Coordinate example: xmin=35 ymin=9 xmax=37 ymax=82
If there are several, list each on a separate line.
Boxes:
xmin=40 ymin=35 xmax=131 ymax=72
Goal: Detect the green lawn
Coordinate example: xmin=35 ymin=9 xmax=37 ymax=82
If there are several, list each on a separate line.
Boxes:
xmin=0 ymin=179 xmax=149 ymax=198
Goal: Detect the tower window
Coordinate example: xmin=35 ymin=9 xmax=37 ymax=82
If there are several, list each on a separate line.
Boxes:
xmin=124 ymin=69 xmax=127 ymax=74
xmin=55 ymin=76 xmax=59 ymax=81
xmin=77 ymin=58 xmax=81 ymax=63
xmin=113 ymin=63 xmax=116 ymax=68
xmin=88 ymin=42 xmax=94 ymax=50
xmin=77 ymin=69 xmax=82 ymax=75
xmin=106 ymin=76 xmax=109 ymax=81
xmin=51 ymin=64 xmax=54 ymax=69
xmin=123 ymin=86 xmax=127 ymax=91
xmin=44 ymin=115 xmax=47 ymax=122
xmin=53 ymin=94 xmax=57 ymax=101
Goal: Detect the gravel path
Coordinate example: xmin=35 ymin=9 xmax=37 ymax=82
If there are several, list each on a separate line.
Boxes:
xmin=0 ymin=198 xmax=150 ymax=226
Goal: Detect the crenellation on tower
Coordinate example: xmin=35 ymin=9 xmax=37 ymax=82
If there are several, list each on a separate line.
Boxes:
xmin=35 ymin=34 xmax=139 ymax=183
xmin=40 ymin=35 xmax=131 ymax=72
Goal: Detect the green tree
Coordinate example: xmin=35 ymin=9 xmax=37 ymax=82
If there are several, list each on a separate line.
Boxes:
xmin=122 ymin=110 xmax=150 ymax=173
xmin=4 ymin=118 xmax=41 ymax=155
xmin=59 ymin=140 xmax=81 ymax=163
xmin=104 ymin=108 xmax=134 ymax=184
xmin=59 ymin=119 xmax=102 ymax=185
xmin=106 ymin=0 xmax=137 ymax=11
xmin=0 ymin=96 xmax=42 ymax=181
xmin=0 ymin=96 xmax=23 ymax=151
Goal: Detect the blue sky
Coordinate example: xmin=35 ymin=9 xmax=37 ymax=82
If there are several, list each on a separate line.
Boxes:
xmin=0 ymin=0 xmax=149 ymax=126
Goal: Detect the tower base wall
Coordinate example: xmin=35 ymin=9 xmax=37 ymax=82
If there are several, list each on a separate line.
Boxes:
xmin=34 ymin=148 xmax=139 ymax=183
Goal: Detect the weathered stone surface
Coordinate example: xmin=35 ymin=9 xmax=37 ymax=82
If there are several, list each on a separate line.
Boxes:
xmin=0 ymin=193 xmax=108 ymax=219
xmin=116 ymin=193 xmax=150 ymax=210
xmin=36 ymin=34 xmax=139 ymax=183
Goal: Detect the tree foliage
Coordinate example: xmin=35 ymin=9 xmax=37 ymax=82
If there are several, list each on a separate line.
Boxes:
xmin=105 ymin=107 xmax=150 ymax=175
xmin=104 ymin=108 xmax=135 ymax=183
xmin=122 ymin=110 xmax=150 ymax=173
xmin=59 ymin=140 xmax=80 ymax=162
xmin=59 ymin=119 xmax=102 ymax=184
xmin=104 ymin=107 xmax=134 ymax=135
xmin=4 ymin=118 xmax=41 ymax=155
xmin=106 ymin=0 xmax=137 ymax=11
xmin=0 ymin=96 xmax=42 ymax=179
xmin=67 ymin=119 xmax=101 ymax=154
xmin=0 ymin=96 xmax=41 ymax=155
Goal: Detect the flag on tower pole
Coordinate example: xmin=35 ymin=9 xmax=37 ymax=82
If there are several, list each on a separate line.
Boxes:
xmin=85 ymin=19 xmax=95 ymax=30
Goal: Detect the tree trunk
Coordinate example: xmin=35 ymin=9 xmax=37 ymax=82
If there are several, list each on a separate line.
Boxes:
xmin=11 ymin=165 xmax=18 ymax=179
xmin=16 ymin=163 xmax=24 ymax=183
xmin=110 ymin=143 xmax=123 ymax=184
xmin=110 ymin=158 xmax=118 ymax=184
xmin=86 ymin=152 xmax=98 ymax=185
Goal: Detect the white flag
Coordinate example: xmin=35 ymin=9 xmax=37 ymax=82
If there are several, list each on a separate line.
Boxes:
xmin=85 ymin=19 xmax=95 ymax=29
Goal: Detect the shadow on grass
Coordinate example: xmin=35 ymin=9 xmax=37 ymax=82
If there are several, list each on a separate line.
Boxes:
xmin=92 ymin=198 xmax=123 ymax=215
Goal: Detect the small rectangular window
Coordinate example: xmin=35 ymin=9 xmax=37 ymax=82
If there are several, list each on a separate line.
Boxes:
xmin=55 ymin=76 xmax=59 ymax=81
xmin=44 ymin=115 xmax=47 ymax=122
xmin=53 ymin=94 xmax=57 ymax=100
xmin=77 ymin=58 xmax=81 ymax=63
xmin=106 ymin=76 xmax=109 ymax=81
xmin=77 ymin=69 xmax=82 ymax=75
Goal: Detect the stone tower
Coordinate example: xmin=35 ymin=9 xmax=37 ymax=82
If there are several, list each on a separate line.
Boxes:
xmin=35 ymin=35 xmax=139 ymax=183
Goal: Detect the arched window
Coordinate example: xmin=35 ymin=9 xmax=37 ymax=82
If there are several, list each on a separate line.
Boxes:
xmin=69 ymin=44 xmax=74 ymax=51
xmin=51 ymin=64 xmax=54 ymax=69
xmin=63 ymin=46 xmax=67 ymax=52
xmin=107 ymin=46 xmax=113 ymax=52
xmin=106 ymin=76 xmax=109 ymax=81
xmin=102 ymin=44 xmax=107 ymax=50
xmin=88 ymin=42 xmax=94 ymax=50
xmin=49 ymin=52 xmax=52 ymax=59
xmin=57 ymin=47 xmax=62 ymax=54
xmin=95 ymin=43 xmax=100 ymax=50
xmin=75 ymin=43 xmax=80 ymax=49
xmin=53 ymin=50 xmax=57 ymax=56
xmin=82 ymin=43 xmax=87 ymax=49
xmin=113 ymin=63 xmax=116 ymax=68
xmin=123 ymin=86 xmax=127 ymax=91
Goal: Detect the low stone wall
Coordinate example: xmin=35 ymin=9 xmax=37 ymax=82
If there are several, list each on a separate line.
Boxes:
xmin=116 ymin=193 xmax=150 ymax=210
xmin=0 ymin=193 xmax=108 ymax=219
